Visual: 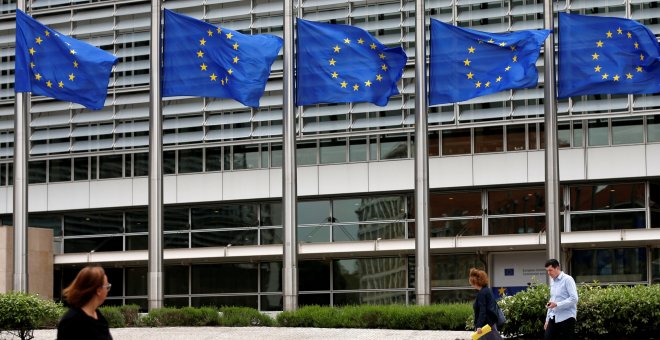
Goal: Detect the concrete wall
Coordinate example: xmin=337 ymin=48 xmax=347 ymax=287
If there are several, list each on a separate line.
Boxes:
xmin=0 ymin=227 xmax=54 ymax=299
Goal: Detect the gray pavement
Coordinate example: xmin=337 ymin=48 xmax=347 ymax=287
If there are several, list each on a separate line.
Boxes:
xmin=19 ymin=327 xmax=474 ymax=340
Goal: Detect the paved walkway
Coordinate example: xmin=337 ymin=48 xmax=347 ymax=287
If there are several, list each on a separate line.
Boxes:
xmin=22 ymin=327 xmax=474 ymax=340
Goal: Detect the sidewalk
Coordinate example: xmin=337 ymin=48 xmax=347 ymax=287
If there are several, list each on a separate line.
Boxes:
xmin=25 ymin=327 xmax=474 ymax=340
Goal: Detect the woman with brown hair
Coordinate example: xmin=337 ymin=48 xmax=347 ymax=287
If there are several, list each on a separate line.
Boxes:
xmin=57 ymin=266 xmax=113 ymax=340
xmin=469 ymin=268 xmax=502 ymax=340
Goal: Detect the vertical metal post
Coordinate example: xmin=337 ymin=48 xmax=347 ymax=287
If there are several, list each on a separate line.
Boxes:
xmin=282 ymin=0 xmax=298 ymax=311
xmin=543 ymin=0 xmax=562 ymax=270
xmin=148 ymin=0 xmax=163 ymax=310
xmin=13 ymin=0 xmax=29 ymax=293
xmin=414 ymin=0 xmax=431 ymax=306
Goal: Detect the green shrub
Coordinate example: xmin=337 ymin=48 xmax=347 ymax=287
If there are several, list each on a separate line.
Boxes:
xmin=99 ymin=306 xmax=126 ymax=328
xmin=499 ymin=283 xmax=660 ymax=339
xmin=142 ymin=307 xmax=219 ymax=327
xmin=219 ymin=306 xmax=273 ymax=327
xmin=0 ymin=292 xmax=64 ymax=340
xmin=276 ymin=304 xmax=472 ymax=330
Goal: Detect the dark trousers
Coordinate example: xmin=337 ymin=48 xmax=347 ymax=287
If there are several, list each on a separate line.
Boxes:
xmin=545 ymin=317 xmax=575 ymax=340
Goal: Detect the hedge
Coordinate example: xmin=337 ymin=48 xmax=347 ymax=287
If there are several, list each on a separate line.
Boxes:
xmin=0 ymin=292 xmax=64 ymax=340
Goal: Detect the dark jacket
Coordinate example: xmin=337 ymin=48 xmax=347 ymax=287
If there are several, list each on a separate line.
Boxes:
xmin=57 ymin=307 xmax=112 ymax=340
xmin=473 ymin=286 xmax=498 ymax=328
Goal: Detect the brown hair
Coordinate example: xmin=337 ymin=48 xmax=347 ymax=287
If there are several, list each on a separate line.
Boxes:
xmin=62 ymin=266 xmax=105 ymax=308
xmin=469 ymin=268 xmax=489 ymax=287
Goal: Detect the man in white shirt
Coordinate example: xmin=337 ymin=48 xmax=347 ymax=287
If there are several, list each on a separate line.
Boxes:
xmin=544 ymin=258 xmax=578 ymax=340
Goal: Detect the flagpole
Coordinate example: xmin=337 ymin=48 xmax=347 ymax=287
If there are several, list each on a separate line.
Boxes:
xmin=147 ymin=0 xmax=164 ymax=310
xmin=543 ymin=0 xmax=562 ymax=269
xmin=414 ymin=0 xmax=431 ymax=305
xmin=13 ymin=0 xmax=29 ymax=294
xmin=282 ymin=0 xmax=298 ymax=311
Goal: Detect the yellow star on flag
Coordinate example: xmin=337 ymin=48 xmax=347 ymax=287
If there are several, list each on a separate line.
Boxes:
xmin=636 ymin=66 xmax=643 ymax=72
xmin=358 ymin=38 xmax=364 ymax=44
xmin=68 ymin=73 xmax=75 ymax=81
xmin=627 ymin=32 xmax=632 ymax=38
xmin=376 ymin=74 xmax=383 ymax=81
xmin=512 ymin=56 xmax=518 ymax=62
xmin=329 ymin=58 xmax=336 ymax=66
xmin=200 ymin=63 xmax=207 ymax=71
xmin=379 ymin=53 xmax=386 ymax=59
xmin=207 ymin=30 xmax=213 ymax=36
xmin=44 ymin=30 xmax=50 ymax=36
xmin=340 ymin=81 xmax=347 ymax=88
xmin=467 ymin=72 xmax=474 ymax=79
xmin=58 ymin=81 xmax=64 ymax=88
xmin=498 ymin=287 xmax=506 ymax=296
xmin=606 ymin=31 xmax=613 ymax=38
xmin=381 ymin=64 xmax=388 ymax=71
xmin=46 ymin=80 xmax=52 ymax=88
xmin=35 ymin=73 xmax=42 ymax=80
xmin=496 ymin=76 xmax=502 ymax=82
xmin=226 ymin=32 xmax=233 ymax=39
xmin=353 ymin=84 xmax=359 ymax=91
xmin=331 ymin=71 xmax=338 ymax=78
xmin=640 ymin=54 xmax=644 ymax=61
xmin=228 ymin=69 xmax=233 ymax=75
xmin=365 ymin=80 xmax=372 ymax=87
xmin=634 ymin=42 xmax=639 ymax=49
xmin=210 ymin=73 xmax=217 ymax=81
xmin=197 ymin=50 xmax=204 ymax=58
xmin=468 ymin=46 xmax=475 ymax=53
xmin=505 ymin=66 xmax=511 ymax=71
xmin=613 ymin=74 xmax=620 ymax=81
xmin=200 ymin=38 xmax=206 ymax=46
xmin=617 ymin=27 xmax=622 ymax=34
xmin=370 ymin=43 xmax=377 ymax=50
xmin=475 ymin=81 xmax=482 ymax=88
xmin=499 ymin=42 xmax=506 ymax=46
xmin=30 ymin=62 xmax=35 ymax=68
xmin=485 ymin=81 xmax=491 ymax=87
xmin=510 ymin=46 xmax=516 ymax=51
xmin=35 ymin=37 xmax=42 ymax=44
xmin=233 ymin=43 xmax=239 ymax=50
xmin=626 ymin=73 xmax=633 ymax=79
xmin=592 ymin=53 xmax=599 ymax=60
xmin=217 ymin=28 xmax=222 ymax=34
xmin=333 ymin=45 xmax=341 ymax=53
xmin=344 ymin=38 xmax=351 ymax=44
xmin=488 ymin=39 xmax=494 ymax=43
xmin=594 ymin=65 xmax=602 ymax=72
xmin=233 ymin=56 xmax=239 ymax=63
xmin=602 ymin=73 xmax=609 ymax=79
xmin=463 ymin=59 xmax=471 ymax=66
xmin=29 ymin=48 xmax=36 ymax=55
xmin=596 ymin=41 xmax=603 ymax=47
xmin=73 ymin=60 xmax=78 ymax=68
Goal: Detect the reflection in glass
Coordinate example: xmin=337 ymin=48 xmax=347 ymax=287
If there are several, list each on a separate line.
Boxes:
xmin=261 ymin=294 xmax=283 ymax=311
xmin=430 ymin=191 xmax=481 ymax=218
xmin=164 ymin=233 xmax=189 ymax=249
xmin=612 ymin=117 xmax=643 ymax=145
xmin=349 ymin=137 xmax=367 ymax=162
xmin=164 ymin=298 xmax=189 ymax=308
xmin=125 ymin=235 xmax=147 ymax=250
xmin=442 ymin=129 xmax=470 ymax=155
xmin=298 ymin=201 xmax=330 ymax=225
xmin=125 ymin=209 xmax=148 ymax=233
xmin=64 ymin=236 xmax=123 ymax=253
xmin=570 ymin=212 xmax=645 ymax=231
xmin=298 ymin=226 xmax=330 ymax=243
xmin=233 ymin=144 xmax=260 ymax=170
xmin=191 ymin=230 xmax=258 ymax=247
xmin=320 ymin=138 xmax=346 ymax=164
xmin=588 ymin=119 xmax=608 ymax=146
xmin=74 ymin=157 xmax=89 ymax=181
xmin=29 ymin=214 xmax=62 ymax=236
xmin=260 ymin=202 xmax=282 ymax=226
xmin=430 ymin=254 xmax=482 ymax=287
xmin=332 ymin=223 xmax=405 ymax=242
xmin=297 ymin=141 xmax=317 ymax=165
xmin=29 ymin=160 xmax=47 ymax=184
xmin=648 ymin=115 xmax=660 ymax=143
xmin=431 ymin=289 xmax=475 ymax=304
xmin=571 ymin=248 xmax=647 ymax=283
xmin=260 ymin=262 xmax=282 ymax=292
xmin=99 ymin=154 xmax=123 ymax=179
xmin=299 ymin=260 xmax=330 ymax=291
xmin=260 ymin=228 xmax=283 ymax=245
xmin=506 ymin=125 xmax=526 ymax=151
xmin=333 ymin=257 xmax=406 ymax=291
xmin=652 ymin=248 xmax=660 ymax=284
xmin=430 ymin=219 xmax=481 ymax=237
xmin=125 ymin=267 xmax=147 ymax=296
xmin=557 ymin=122 xmax=570 ymax=148
xmin=573 ymin=121 xmax=584 ymax=148
xmin=165 ymin=265 xmax=189 ymax=295
xmin=488 ymin=187 xmax=545 ymax=215
xmin=178 ymin=148 xmax=203 ymax=173
xmin=380 ymin=134 xmax=408 ymax=159
xmin=206 ymin=147 xmax=222 ymax=171
xmin=164 ymin=207 xmax=189 ymax=231
xmin=191 ymin=204 xmax=258 ymax=229
xmin=488 ymin=216 xmax=545 ymax=234
xmin=49 ymin=158 xmax=71 ymax=182
xmin=334 ymin=291 xmax=406 ymax=306
xmin=474 ymin=126 xmax=503 ymax=153
xmin=191 ymin=263 xmax=257 ymax=294
xmin=134 ymin=152 xmax=149 ymax=176
xmin=192 ymin=296 xmax=258 ymax=309
xmin=570 ymin=183 xmax=645 ymax=211
xmin=299 ymin=293 xmax=330 ymax=307
xmin=64 ymin=211 xmax=123 ymax=236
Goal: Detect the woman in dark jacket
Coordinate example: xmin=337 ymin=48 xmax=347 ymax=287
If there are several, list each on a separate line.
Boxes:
xmin=469 ymin=268 xmax=502 ymax=339
xmin=57 ymin=266 xmax=113 ymax=340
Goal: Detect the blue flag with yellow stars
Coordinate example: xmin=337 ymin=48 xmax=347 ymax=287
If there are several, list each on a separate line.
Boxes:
xmin=429 ymin=19 xmax=550 ymax=105
xmin=296 ymin=19 xmax=407 ymax=107
xmin=558 ymin=13 xmax=660 ymax=98
xmin=15 ymin=10 xmax=118 ymax=110
xmin=163 ymin=10 xmax=282 ymax=108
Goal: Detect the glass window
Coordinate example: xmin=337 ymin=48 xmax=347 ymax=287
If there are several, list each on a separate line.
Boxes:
xmin=191 ymin=204 xmax=258 ymax=230
xmin=126 ymin=235 xmax=147 ymax=250
xmin=72 ymin=158 xmax=87 ymax=181
xmin=333 ymin=222 xmax=405 ymax=241
xmin=612 ymin=117 xmax=643 ymax=145
xmin=431 ymin=289 xmax=475 ymax=304
xmin=260 ymin=228 xmax=282 ymax=244
xmin=260 ymin=144 xmax=269 ymax=169
xmin=178 ymin=148 xmax=203 ymax=173
xmin=572 ymin=248 xmax=647 ymax=283
xmin=573 ymin=121 xmax=584 ymax=148
xmin=271 ymin=143 xmax=282 ymax=168
xmin=474 ymin=126 xmax=503 ymax=153
xmin=261 ymin=202 xmax=282 ymax=226
xmin=380 ymin=134 xmax=408 ymax=159
xmin=429 ymin=131 xmax=440 ymax=157
xmin=29 ymin=214 xmax=62 ymax=237
xmin=130 ymin=153 xmax=147 ymax=177
xmin=261 ymin=295 xmax=283 ymax=311
xmin=233 ymin=145 xmax=260 ymax=170
xmin=49 ymin=158 xmax=71 ymax=182
xmin=165 ymin=265 xmax=189 ymax=295
xmin=320 ymin=138 xmax=346 ymax=164
xmin=64 ymin=211 xmax=123 ymax=236
xmin=298 ymin=200 xmax=330 ymax=225
xmin=570 ymin=211 xmax=645 ymax=231
xmin=506 ymin=124 xmax=526 ymax=151
xmin=333 ymin=257 xmax=406 ymax=290
xmin=164 ymin=207 xmax=189 ymax=231
xmin=369 ymin=136 xmax=378 ymax=160
xmin=191 ymin=263 xmax=258 ymax=294
xmin=488 ymin=187 xmax=545 ymax=215
xmin=99 ymin=154 xmax=124 ymax=179
xmin=191 ymin=229 xmax=258 ymax=247
xmin=429 ymin=254 xmax=482 ymax=287
xmin=430 ymin=219 xmax=481 ymax=237
xmin=163 ymin=150 xmax=176 ymax=175
xmin=651 ymin=182 xmax=660 ymax=229
xmin=206 ymin=147 xmax=222 ymax=171
xmin=648 ymin=115 xmax=660 ymax=143
xmin=125 ymin=154 xmax=132 ymax=178
xmin=442 ymin=129 xmax=471 ymax=155
xmin=260 ymin=262 xmax=282 ymax=292
xmin=64 ymin=236 xmax=123 ymax=253
xmin=192 ymin=296 xmax=257 ymax=309
xmin=334 ymin=291 xmax=407 ymax=306
xmin=125 ymin=267 xmax=147 ymax=296
xmin=125 ymin=209 xmax=148 ymax=233
xmin=299 ymin=260 xmax=330 ymax=291
xmin=29 ymin=160 xmax=47 ymax=184
xmin=653 ymin=248 xmax=660 ymax=284
xmin=430 ymin=191 xmax=481 ymax=218
xmin=298 ymin=226 xmax=330 ymax=243
xmin=528 ymin=124 xmax=538 ymax=150
xmin=557 ymin=122 xmax=571 ymax=148
xmin=164 ymin=233 xmax=189 ymax=249
xmin=588 ymin=119 xmax=609 ymax=146
xmin=489 ymin=216 xmax=545 ymax=234
xmin=299 ymin=293 xmax=330 ymax=306
xmin=570 ymin=183 xmax=645 ymax=211
xmin=297 ymin=141 xmax=317 ymax=165
xmin=0 ymin=163 xmax=6 ymax=186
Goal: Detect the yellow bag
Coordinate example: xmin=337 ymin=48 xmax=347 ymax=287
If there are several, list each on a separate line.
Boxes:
xmin=471 ymin=324 xmax=492 ymax=340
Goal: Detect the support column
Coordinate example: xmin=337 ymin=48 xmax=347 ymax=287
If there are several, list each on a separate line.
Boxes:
xmin=147 ymin=0 xmax=164 ymax=310
xmin=282 ymin=0 xmax=298 ymax=311
xmin=414 ymin=0 xmax=431 ymax=306
xmin=543 ymin=0 xmax=562 ymax=270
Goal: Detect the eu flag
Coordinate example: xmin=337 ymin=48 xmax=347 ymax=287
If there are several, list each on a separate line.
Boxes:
xmin=429 ymin=19 xmax=550 ymax=105
xmin=558 ymin=13 xmax=660 ymax=98
xmin=296 ymin=19 xmax=407 ymax=107
xmin=163 ymin=10 xmax=282 ymax=108
xmin=15 ymin=10 xmax=118 ymax=110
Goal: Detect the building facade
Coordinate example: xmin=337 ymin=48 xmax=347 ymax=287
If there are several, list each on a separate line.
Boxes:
xmin=0 ymin=0 xmax=659 ymax=311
